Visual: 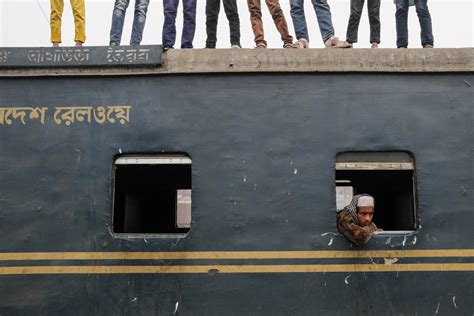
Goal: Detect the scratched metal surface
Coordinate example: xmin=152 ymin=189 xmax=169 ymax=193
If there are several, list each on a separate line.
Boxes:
xmin=0 ymin=73 xmax=473 ymax=315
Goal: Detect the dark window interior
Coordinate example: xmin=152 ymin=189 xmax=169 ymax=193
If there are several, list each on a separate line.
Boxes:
xmin=336 ymin=170 xmax=416 ymax=231
xmin=113 ymin=163 xmax=191 ymax=234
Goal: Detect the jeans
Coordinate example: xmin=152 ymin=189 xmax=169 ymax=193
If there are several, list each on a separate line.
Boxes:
xmin=290 ymin=0 xmax=334 ymax=43
xmin=346 ymin=0 xmax=380 ymax=44
xmin=50 ymin=0 xmax=86 ymax=43
xmin=110 ymin=0 xmax=150 ymax=45
xmin=247 ymin=0 xmax=293 ymax=46
xmin=206 ymin=0 xmax=241 ymax=47
xmin=163 ymin=0 xmax=197 ymax=48
xmin=395 ymin=0 xmax=433 ymax=47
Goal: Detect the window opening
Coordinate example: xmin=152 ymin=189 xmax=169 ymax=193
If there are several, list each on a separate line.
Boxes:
xmin=335 ymin=152 xmax=417 ymax=232
xmin=112 ymin=154 xmax=192 ymax=236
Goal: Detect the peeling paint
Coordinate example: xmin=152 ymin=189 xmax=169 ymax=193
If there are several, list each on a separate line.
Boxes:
xmin=328 ymin=237 xmax=333 ymax=246
xmin=119 ymin=148 xmax=122 ymax=153
xmin=344 ymin=275 xmax=351 ymax=285
xmin=293 ymin=168 xmax=297 ymax=175
xmin=131 ymin=297 xmax=137 ymax=302
xmin=384 ymin=258 xmax=399 ymax=265
xmin=385 ymin=237 xmax=392 ymax=245
xmin=435 ymin=296 xmax=442 ymax=315
xmin=173 ymin=302 xmax=179 ymax=314
xmin=243 ymin=175 xmax=247 ymax=182
xmin=411 ymin=236 xmax=417 ymax=245
xmin=208 ymin=268 xmax=219 ymax=275
xmin=452 ymin=296 xmax=457 ymax=309
xmin=402 ymin=235 xmax=408 ymax=246
xmin=321 ymin=232 xmax=338 ymax=237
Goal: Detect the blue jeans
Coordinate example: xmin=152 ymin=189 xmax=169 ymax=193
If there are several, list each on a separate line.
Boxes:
xmin=110 ymin=0 xmax=150 ymax=45
xmin=290 ymin=0 xmax=335 ymax=43
xmin=395 ymin=0 xmax=433 ymax=47
xmin=163 ymin=0 xmax=197 ymax=48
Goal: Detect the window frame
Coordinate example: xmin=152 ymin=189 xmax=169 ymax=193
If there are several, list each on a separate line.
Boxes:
xmin=335 ymin=151 xmax=419 ymax=235
xmin=110 ymin=154 xmax=192 ymax=239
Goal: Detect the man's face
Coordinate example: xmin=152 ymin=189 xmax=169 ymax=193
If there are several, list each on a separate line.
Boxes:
xmin=357 ymin=206 xmax=374 ymax=226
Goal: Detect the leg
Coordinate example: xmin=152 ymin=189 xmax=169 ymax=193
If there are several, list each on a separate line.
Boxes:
xmin=162 ymin=0 xmax=179 ymax=48
xmin=247 ymin=0 xmax=266 ymax=46
xmin=367 ymin=0 xmax=380 ymax=44
xmin=289 ymin=0 xmax=309 ymax=41
xmin=345 ymin=0 xmax=364 ymax=44
xmin=70 ymin=0 xmax=86 ymax=44
xmin=109 ymin=0 xmax=130 ymax=45
xmin=415 ymin=0 xmax=433 ymax=47
xmin=223 ymin=0 xmax=241 ymax=46
xmin=265 ymin=0 xmax=293 ymax=45
xmin=205 ymin=0 xmax=220 ymax=48
xmin=395 ymin=0 xmax=409 ymax=48
xmin=181 ymin=0 xmax=197 ymax=48
xmin=311 ymin=0 xmax=335 ymax=43
xmin=50 ymin=0 xmax=64 ymax=43
xmin=130 ymin=0 xmax=150 ymax=45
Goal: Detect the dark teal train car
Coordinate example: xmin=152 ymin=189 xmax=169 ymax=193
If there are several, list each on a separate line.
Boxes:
xmin=0 ymin=47 xmax=473 ymax=315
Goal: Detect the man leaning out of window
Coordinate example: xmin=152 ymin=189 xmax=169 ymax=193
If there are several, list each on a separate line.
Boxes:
xmin=337 ymin=194 xmax=382 ymax=246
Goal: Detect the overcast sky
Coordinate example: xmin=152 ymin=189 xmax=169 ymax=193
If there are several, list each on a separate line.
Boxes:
xmin=0 ymin=0 xmax=472 ymax=48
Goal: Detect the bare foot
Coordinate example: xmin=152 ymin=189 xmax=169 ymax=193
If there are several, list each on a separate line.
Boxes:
xmin=75 ymin=41 xmax=83 ymax=47
xmin=371 ymin=42 xmax=379 ymax=49
xmin=52 ymin=42 xmax=60 ymax=47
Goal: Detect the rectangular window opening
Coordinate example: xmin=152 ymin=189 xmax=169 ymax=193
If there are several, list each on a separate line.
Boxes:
xmin=335 ymin=152 xmax=417 ymax=233
xmin=112 ymin=154 xmax=192 ymax=236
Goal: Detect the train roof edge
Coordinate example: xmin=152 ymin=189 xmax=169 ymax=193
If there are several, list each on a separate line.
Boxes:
xmin=0 ymin=46 xmax=472 ymax=77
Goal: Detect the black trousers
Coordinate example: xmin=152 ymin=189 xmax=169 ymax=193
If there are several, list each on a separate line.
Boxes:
xmin=346 ymin=0 xmax=380 ymax=44
xmin=205 ymin=0 xmax=240 ymax=47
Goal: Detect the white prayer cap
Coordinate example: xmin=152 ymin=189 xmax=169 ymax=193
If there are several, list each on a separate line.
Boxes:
xmin=357 ymin=196 xmax=374 ymax=207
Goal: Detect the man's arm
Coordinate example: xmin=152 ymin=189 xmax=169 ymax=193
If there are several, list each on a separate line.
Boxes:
xmin=337 ymin=210 xmax=378 ymax=246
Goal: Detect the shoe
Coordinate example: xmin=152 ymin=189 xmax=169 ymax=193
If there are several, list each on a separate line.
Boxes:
xmin=423 ymin=44 xmax=434 ymax=48
xmin=109 ymin=42 xmax=119 ymax=47
xmin=292 ymin=38 xmax=309 ymax=49
xmin=256 ymin=43 xmax=266 ymax=49
xmin=325 ymin=36 xmax=352 ymax=48
xmin=371 ymin=42 xmax=379 ymax=48
xmin=163 ymin=46 xmax=174 ymax=51
xmin=341 ymin=41 xmax=353 ymax=48
xmin=283 ymin=43 xmax=293 ymax=49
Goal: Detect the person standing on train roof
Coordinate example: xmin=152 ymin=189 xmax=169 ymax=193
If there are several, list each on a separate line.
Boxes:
xmin=289 ymin=0 xmax=351 ymax=48
xmin=337 ymin=194 xmax=382 ymax=246
xmin=162 ymin=0 xmax=197 ymax=50
xmin=247 ymin=0 xmax=294 ymax=49
xmin=342 ymin=0 xmax=381 ymax=48
xmin=109 ymin=0 xmax=151 ymax=46
xmin=394 ymin=0 xmax=434 ymax=48
xmin=50 ymin=0 xmax=86 ymax=47
xmin=205 ymin=0 xmax=241 ymax=48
